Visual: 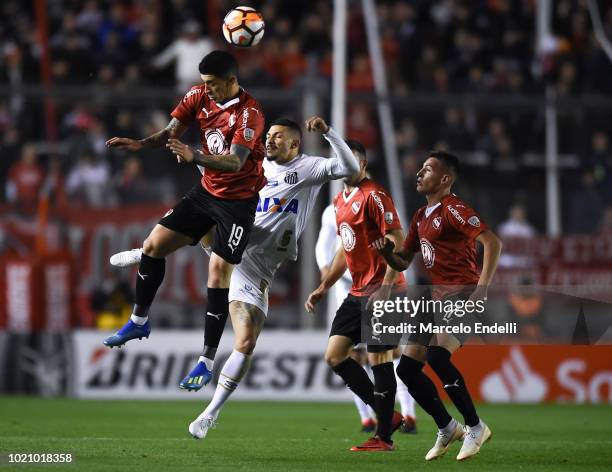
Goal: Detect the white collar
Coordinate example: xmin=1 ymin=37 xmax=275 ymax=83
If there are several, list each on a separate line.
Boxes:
xmin=342 ymin=186 xmax=359 ymax=203
xmin=215 ymin=93 xmax=241 ymax=110
xmin=425 ymin=202 xmax=441 ymax=218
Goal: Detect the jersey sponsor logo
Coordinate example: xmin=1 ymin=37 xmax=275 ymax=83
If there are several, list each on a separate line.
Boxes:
xmin=284 ymin=171 xmax=298 ymax=185
xmin=468 ymin=216 xmax=481 ymax=227
xmin=244 ymin=127 xmax=255 ymax=141
xmin=384 ymin=211 xmax=394 ymax=224
xmin=205 ymin=128 xmax=228 ymax=155
xmin=447 ymin=205 xmax=465 ymax=225
xmin=256 ymin=197 xmax=299 ymax=214
xmin=339 ymin=222 xmax=356 ymax=252
xmin=420 ymin=238 xmax=435 ymax=268
xmin=370 ymin=192 xmax=385 ymax=213
xmin=351 ymin=201 xmax=361 ymax=214
xmin=229 ymin=113 xmax=236 ymax=127
xmin=184 ymin=88 xmax=202 ymax=101
xmin=433 ymin=216 xmax=442 ymax=229
xmin=266 ymin=179 xmax=278 ymax=187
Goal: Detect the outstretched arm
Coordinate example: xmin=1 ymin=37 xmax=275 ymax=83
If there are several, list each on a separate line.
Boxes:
xmin=106 ymin=117 xmax=189 ymax=151
xmin=305 ymin=116 xmax=360 ymax=181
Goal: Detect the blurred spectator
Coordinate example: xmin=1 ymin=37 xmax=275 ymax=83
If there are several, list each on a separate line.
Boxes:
xmin=66 ymin=154 xmax=114 ymax=208
xmin=498 ymin=204 xmax=536 ymax=268
xmin=115 ymin=156 xmax=150 ymax=204
xmin=439 ymin=107 xmax=472 ymax=151
xmin=588 ymin=132 xmax=612 ymax=204
xmin=6 ymin=144 xmax=43 ymax=215
xmin=568 ymin=171 xmax=604 ymax=234
xmin=152 ymin=20 xmax=213 ymax=91
xmin=600 ymin=206 xmax=612 ymax=234
xmin=346 ymin=104 xmax=378 ymax=152
xmin=347 ymin=54 xmax=373 ymax=92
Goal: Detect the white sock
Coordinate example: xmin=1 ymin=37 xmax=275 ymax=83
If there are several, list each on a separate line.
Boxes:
xmin=441 ymin=418 xmax=458 ymax=433
xmin=202 ymin=350 xmax=251 ymax=419
xmin=352 ymin=393 xmax=373 ymax=422
xmin=198 ymin=355 xmax=214 ymax=372
xmin=470 ymin=419 xmax=483 ymax=433
xmin=130 ymin=314 xmax=148 ymax=325
xmin=394 ymin=358 xmax=415 ymax=418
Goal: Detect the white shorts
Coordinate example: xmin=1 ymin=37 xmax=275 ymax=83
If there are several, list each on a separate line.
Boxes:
xmin=229 ymin=263 xmax=270 ymax=316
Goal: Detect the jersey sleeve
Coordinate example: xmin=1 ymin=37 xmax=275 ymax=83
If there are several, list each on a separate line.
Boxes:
xmin=365 ymin=190 xmax=403 ymax=236
xmin=444 ymin=202 xmax=488 ymax=239
xmin=170 ymin=87 xmax=201 ymax=124
xmin=315 ymin=205 xmax=339 ymax=269
xmin=402 ymin=212 xmax=421 ymax=253
xmin=231 ymin=106 xmax=265 ymax=150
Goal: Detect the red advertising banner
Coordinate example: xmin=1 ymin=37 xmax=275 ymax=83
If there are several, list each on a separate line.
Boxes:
xmin=427 ymin=345 xmax=612 ymax=404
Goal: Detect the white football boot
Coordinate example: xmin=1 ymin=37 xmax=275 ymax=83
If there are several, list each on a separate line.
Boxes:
xmin=425 ymin=418 xmax=465 ymax=461
xmin=457 ymin=421 xmax=492 ymax=461
xmin=110 ymin=248 xmax=143 ymax=267
xmin=188 ymin=414 xmax=217 ymax=440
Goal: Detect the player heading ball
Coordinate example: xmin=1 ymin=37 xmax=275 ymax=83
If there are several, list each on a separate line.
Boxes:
xmin=103 ymin=50 xmax=266 ymax=391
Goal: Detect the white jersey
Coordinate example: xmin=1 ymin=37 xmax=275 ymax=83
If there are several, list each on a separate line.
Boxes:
xmin=238 ymin=127 xmax=358 ymax=284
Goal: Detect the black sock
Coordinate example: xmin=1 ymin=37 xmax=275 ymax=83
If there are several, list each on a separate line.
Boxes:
xmin=134 ymin=253 xmax=166 ymax=316
xmin=203 ymin=288 xmax=230 ymax=360
xmin=427 ymin=346 xmax=479 ymax=427
xmin=396 ymin=355 xmax=452 ymax=429
xmin=372 ymin=362 xmax=397 ymax=443
xmin=332 ymin=357 xmax=375 ymax=406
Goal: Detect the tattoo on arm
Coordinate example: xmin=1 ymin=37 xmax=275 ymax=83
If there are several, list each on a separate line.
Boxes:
xmin=139 ymin=118 xmax=185 ymax=148
xmin=193 ymin=143 xmax=251 ymax=172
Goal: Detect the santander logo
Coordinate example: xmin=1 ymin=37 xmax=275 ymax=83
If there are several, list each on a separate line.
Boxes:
xmin=481 ymin=347 xmax=548 ymax=403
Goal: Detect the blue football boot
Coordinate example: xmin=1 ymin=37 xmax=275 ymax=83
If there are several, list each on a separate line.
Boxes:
xmin=179 ymin=360 xmax=213 ymax=391
xmin=103 ymin=320 xmax=151 ymax=348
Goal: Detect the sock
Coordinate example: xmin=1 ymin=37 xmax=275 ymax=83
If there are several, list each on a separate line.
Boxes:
xmin=130 ymin=314 xmax=148 ymax=326
xmin=427 ymin=346 xmax=479 ymax=427
xmin=372 ymin=362 xmax=397 ymax=443
xmin=134 ymin=253 xmax=165 ymax=316
xmin=352 ymin=393 xmax=374 ymax=422
xmin=203 ymin=350 xmax=251 ymax=419
xmin=203 ymin=288 xmax=230 ymax=360
xmin=396 ymin=355 xmax=452 ymax=429
xmin=393 ymin=358 xmax=415 ymax=418
xmin=332 ymin=357 xmax=375 ymax=406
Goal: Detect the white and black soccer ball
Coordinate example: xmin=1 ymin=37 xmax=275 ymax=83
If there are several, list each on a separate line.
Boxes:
xmin=222 ymin=6 xmax=265 ymax=47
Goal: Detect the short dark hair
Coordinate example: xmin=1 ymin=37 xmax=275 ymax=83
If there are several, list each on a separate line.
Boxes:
xmin=270 ymin=118 xmax=302 ymax=140
xmin=345 ymin=139 xmax=366 ymax=160
xmin=198 ymin=50 xmax=238 ymax=78
xmin=429 ymin=150 xmax=460 ymax=177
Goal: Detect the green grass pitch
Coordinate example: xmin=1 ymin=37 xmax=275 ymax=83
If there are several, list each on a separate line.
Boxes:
xmin=1 ymin=397 xmax=611 ymax=471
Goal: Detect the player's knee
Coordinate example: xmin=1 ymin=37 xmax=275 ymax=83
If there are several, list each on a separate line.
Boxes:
xmin=426 ymin=346 xmax=451 ymax=371
xmin=143 ymin=237 xmax=164 ymax=258
xmin=324 ymin=351 xmax=346 ymax=368
xmin=208 ymin=257 xmax=233 ymax=288
xmin=234 ymin=336 xmax=257 ymax=354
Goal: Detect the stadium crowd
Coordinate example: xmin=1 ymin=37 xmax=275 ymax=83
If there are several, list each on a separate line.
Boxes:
xmin=1 ymin=0 xmax=612 ymax=236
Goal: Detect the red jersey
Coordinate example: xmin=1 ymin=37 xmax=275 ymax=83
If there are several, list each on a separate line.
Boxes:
xmin=334 ymin=178 xmax=405 ymax=296
xmin=403 ymin=194 xmax=487 ymax=295
xmin=171 ymin=86 xmax=266 ymax=199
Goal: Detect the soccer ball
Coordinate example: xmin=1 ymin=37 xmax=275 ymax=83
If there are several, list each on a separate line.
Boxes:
xmin=222 ymin=6 xmax=265 ymax=47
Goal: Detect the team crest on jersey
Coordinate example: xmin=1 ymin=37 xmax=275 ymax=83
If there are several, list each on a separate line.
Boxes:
xmin=420 ymin=238 xmax=435 ymax=268
xmin=229 ymin=113 xmax=236 ymax=127
xmin=468 ymin=216 xmax=480 ymax=227
xmin=244 ymin=127 xmax=255 ymax=141
xmin=384 ymin=211 xmax=394 ymax=224
xmin=205 ymin=129 xmax=228 ymax=155
xmin=351 ymin=201 xmax=361 ymax=214
xmin=339 ymin=222 xmax=356 ymax=252
xmin=433 ymin=216 xmax=442 ymax=229
xmin=284 ymin=171 xmax=298 ymax=185
xmin=447 ymin=205 xmax=465 ymax=225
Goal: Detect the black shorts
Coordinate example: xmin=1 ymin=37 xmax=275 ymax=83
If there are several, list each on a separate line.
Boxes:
xmin=159 ymin=184 xmax=258 ymax=264
xmin=329 ymin=294 xmax=397 ymax=353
